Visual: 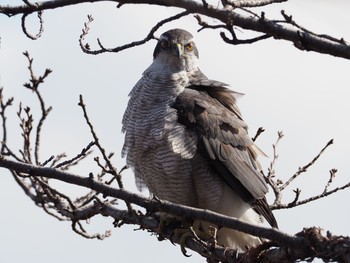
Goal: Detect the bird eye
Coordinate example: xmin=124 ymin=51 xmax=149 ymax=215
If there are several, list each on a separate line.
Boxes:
xmin=160 ymin=40 xmax=169 ymax=49
xmin=185 ymin=42 xmax=194 ymax=51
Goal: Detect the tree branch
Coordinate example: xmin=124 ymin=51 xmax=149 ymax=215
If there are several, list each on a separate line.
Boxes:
xmin=0 ymin=156 xmax=302 ymax=245
xmin=0 ymin=88 xmax=14 ymax=154
xmin=79 ymin=11 xmax=190 ymax=54
xmin=23 ymin=51 xmax=53 ymax=165
xmin=1 ymin=0 xmax=349 ymax=59
xmin=0 ymin=156 xmax=349 ymax=262
xmin=223 ymin=0 xmax=288 ymax=8
xmin=21 ymin=11 xmax=44 ymax=40
xmin=280 ymin=139 xmax=334 ymax=191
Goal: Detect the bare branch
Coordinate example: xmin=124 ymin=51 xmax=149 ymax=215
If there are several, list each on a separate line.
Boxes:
xmin=40 ymin=155 xmax=54 ymax=166
xmin=280 ymin=10 xmax=347 ymax=47
xmin=79 ymin=11 xmax=190 ymax=54
xmin=220 ymin=29 xmax=271 ymax=44
xmin=195 ymin=13 xmax=272 ymax=44
xmin=265 ymin=131 xmax=284 ymax=207
xmin=223 ymin=0 xmax=288 ymax=8
xmin=195 ymin=14 xmax=227 ymax=32
xmin=17 ymin=103 xmax=33 ymax=163
xmin=274 ymin=181 xmax=350 ymax=210
xmin=1 ymin=4 xmax=350 ymax=262
xmin=71 ymin=220 xmax=111 ymax=240
xmin=78 ymin=95 xmax=123 ymax=188
xmin=1 ymin=156 xmax=350 ymax=262
xmin=1 ymin=0 xmax=349 ymax=59
xmin=0 ymin=88 xmax=14 ymax=154
xmin=280 ymin=139 xmax=334 ymax=191
xmin=252 ymin=127 xmax=265 ymax=142
xmin=267 ymin=131 xmax=284 ymax=179
xmin=0 ymin=156 xmax=306 ymax=246
xmin=21 ymin=11 xmax=44 ymax=40
xmin=323 ymin=168 xmax=338 ymax=194
xmin=54 ymin=141 xmax=95 ymax=169
xmin=266 ymin=137 xmax=350 ymax=210
xmin=23 ymin=51 xmax=53 ymax=165
xmin=78 ymin=95 xmax=133 ymax=212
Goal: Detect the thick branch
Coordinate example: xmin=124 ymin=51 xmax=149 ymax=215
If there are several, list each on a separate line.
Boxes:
xmin=0 ymin=156 xmax=304 ymax=248
xmin=1 ymin=157 xmax=350 ymax=262
xmin=1 ymin=0 xmax=349 ymax=59
xmin=223 ymin=0 xmax=287 ymax=8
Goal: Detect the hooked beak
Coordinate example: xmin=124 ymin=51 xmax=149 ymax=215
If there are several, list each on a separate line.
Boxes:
xmin=172 ymin=43 xmax=183 ymax=59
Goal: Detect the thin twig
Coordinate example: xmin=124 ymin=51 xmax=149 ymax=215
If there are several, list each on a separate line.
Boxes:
xmin=78 ymin=95 xmax=132 ymax=212
xmin=272 ymin=181 xmax=350 ymax=210
xmin=23 ymin=51 xmax=53 ymax=165
xmin=280 ymin=139 xmax=334 ymax=191
xmin=55 ymin=141 xmax=95 ymax=169
xmin=252 ymin=127 xmax=265 ymax=142
xmin=323 ymin=168 xmax=337 ymax=194
xmin=220 ymin=29 xmax=271 ymax=45
xmin=21 ymin=11 xmax=44 ymax=40
xmin=267 ymin=131 xmax=284 ymax=179
xmin=280 ymin=10 xmax=347 ymax=46
xmin=71 ymin=220 xmax=111 ymax=240
xmin=195 ymin=14 xmax=227 ymax=32
xmin=79 ymin=11 xmax=190 ymax=55
xmin=266 ymin=131 xmax=284 ymax=207
xmin=0 ymin=88 xmax=14 ymax=154
xmin=17 ymin=103 xmax=33 ymax=163
xmin=1 ymin=144 xmax=23 ymax=162
xmin=78 ymin=96 xmax=122 ymax=187
xmin=41 ymin=155 xmax=54 ymax=166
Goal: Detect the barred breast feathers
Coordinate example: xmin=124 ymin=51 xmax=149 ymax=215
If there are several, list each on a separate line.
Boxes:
xmin=122 ymin=63 xmax=197 ymax=162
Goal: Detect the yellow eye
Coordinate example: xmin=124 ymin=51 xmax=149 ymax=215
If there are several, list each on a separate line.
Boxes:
xmin=185 ymin=42 xmax=194 ymax=51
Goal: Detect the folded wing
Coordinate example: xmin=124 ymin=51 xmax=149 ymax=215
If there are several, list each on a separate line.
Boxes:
xmin=172 ymin=80 xmax=278 ymax=228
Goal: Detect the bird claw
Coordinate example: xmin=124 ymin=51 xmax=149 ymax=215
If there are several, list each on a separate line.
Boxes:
xmin=174 ymin=220 xmax=218 ymax=257
xmin=173 ymin=227 xmax=193 ymax=257
xmin=156 ymin=213 xmax=182 ymax=241
xmin=156 ymin=215 xmax=219 ymax=257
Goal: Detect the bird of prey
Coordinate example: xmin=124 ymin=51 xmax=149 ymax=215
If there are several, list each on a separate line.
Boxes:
xmin=122 ymin=28 xmax=277 ymax=251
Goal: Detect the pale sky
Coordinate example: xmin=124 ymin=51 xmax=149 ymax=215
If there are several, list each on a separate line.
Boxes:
xmin=0 ymin=1 xmax=349 ymax=262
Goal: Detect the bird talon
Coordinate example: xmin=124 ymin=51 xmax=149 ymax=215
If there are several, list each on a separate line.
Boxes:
xmin=176 ymin=228 xmax=193 ymax=257
xmin=180 ymin=241 xmax=192 ymax=257
xmin=157 ymin=213 xmax=172 ymax=239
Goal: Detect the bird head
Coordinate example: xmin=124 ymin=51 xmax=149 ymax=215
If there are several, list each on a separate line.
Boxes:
xmin=153 ymin=28 xmax=199 ymax=72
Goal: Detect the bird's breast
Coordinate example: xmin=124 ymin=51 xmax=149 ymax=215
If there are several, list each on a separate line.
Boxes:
xmin=121 ymin=68 xmax=204 ymax=205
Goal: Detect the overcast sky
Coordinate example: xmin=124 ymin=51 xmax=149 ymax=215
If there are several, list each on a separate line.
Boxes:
xmin=0 ymin=1 xmax=349 ymax=263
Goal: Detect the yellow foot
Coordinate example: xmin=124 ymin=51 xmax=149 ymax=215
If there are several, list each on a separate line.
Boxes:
xmin=173 ymin=220 xmax=218 ymax=257
xmin=156 ymin=213 xmax=182 ymax=241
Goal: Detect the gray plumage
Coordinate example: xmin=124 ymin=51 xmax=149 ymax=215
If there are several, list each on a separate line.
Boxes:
xmin=122 ymin=28 xmax=277 ymax=251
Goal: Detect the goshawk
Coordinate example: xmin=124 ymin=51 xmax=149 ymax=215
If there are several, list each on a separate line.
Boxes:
xmin=122 ymin=28 xmax=277 ymax=251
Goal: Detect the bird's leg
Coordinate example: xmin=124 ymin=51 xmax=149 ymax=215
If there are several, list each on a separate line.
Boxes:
xmin=156 ymin=212 xmax=183 ymax=241
xmin=156 ymin=212 xmax=219 ymax=256
xmin=174 ymin=220 xmax=218 ymax=256
xmin=207 ymin=224 xmax=218 ymax=247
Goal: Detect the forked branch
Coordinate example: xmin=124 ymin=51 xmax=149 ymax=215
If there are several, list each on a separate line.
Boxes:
xmin=264 ymin=134 xmax=350 ymax=210
xmin=1 ymin=0 xmax=349 ymax=59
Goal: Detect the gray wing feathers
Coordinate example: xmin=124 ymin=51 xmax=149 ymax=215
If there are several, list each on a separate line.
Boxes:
xmin=203 ymin=137 xmax=268 ymax=199
xmin=173 ymin=86 xmax=268 ymax=201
